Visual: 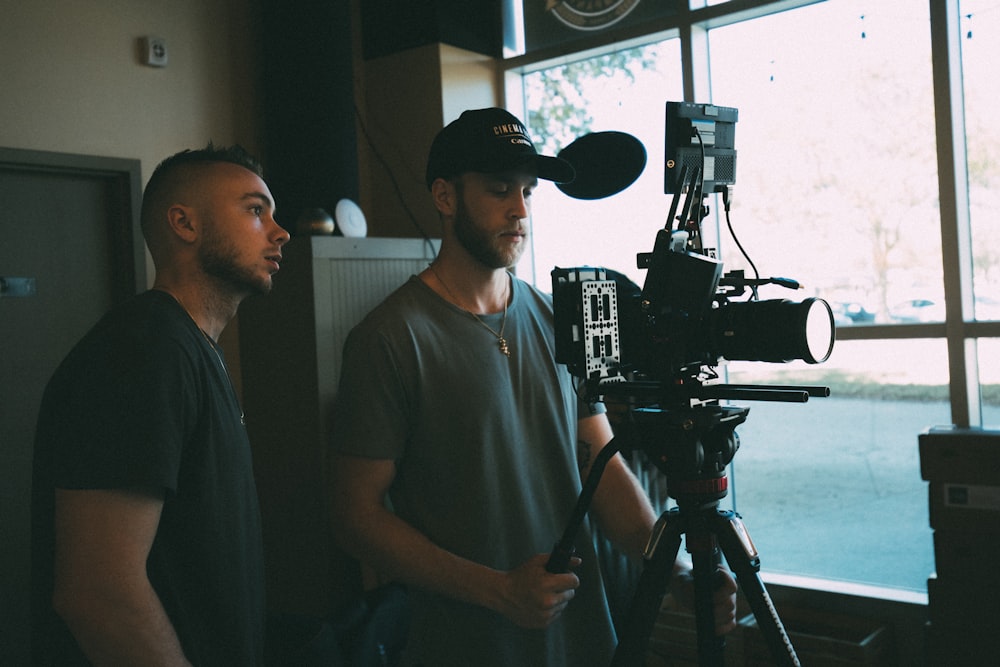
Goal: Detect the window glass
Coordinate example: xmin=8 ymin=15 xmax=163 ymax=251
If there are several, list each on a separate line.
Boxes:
xmin=708 ymin=2 xmax=941 ymax=326
xmin=706 ymin=1 xmax=939 ymax=591
xmin=517 ymin=0 xmax=980 ymax=591
xmin=725 ymin=339 xmax=948 ymax=589
xmin=959 ymin=1 xmax=1000 ymax=321
xmin=978 ymin=338 xmax=1000 ymax=428
xmin=521 ymin=40 xmax=682 ymax=288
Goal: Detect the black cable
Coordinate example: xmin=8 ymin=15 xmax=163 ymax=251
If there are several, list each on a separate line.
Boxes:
xmin=352 ymin=100 xmax=437 ymax=256
xmin=721 ymin=187 xmax=761 ymax=299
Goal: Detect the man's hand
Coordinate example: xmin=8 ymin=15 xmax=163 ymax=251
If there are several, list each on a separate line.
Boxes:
xmin=496 ymin=554 xmax=582 ymax=629
xmin=670 ymin=565 xmax=739 ymax=636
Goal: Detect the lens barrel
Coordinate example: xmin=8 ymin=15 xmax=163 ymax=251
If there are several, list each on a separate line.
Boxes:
xmin=709 ymin=297 xmax=835 ymax=364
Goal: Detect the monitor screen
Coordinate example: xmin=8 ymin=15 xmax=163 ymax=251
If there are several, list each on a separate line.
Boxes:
xmin=664 ymin=101 xmax=738 ymax=194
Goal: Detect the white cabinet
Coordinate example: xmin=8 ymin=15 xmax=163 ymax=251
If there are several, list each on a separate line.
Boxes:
xmin=239 ymin=236 xmax=438 ymax=615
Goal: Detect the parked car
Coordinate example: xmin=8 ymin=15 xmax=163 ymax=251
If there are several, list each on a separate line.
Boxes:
xmin=975 ymin=296 xmax=1000 ymax=321
xmin=831 ymin=301 xmax=877 ymax=325
xmin=889 ymin=298 xmax=945 ymax=323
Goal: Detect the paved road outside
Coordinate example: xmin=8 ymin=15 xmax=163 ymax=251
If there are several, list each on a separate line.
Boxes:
xmin=708 ymin=396 xmax=1000 ymax=592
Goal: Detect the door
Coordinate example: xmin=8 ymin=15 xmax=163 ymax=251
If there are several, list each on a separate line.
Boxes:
xmin=0 ymin=148 xmax=143 ymax=665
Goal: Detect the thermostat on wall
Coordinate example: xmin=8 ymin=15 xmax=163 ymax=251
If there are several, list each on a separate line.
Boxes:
xmin=140 ymin=36 xmax=168 ymax=67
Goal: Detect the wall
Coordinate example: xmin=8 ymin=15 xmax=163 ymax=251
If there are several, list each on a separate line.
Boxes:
xmin=0 ymin=0 xmax=263 ymax=403
xmin=348 ymin=0 xmax=503 ymax=240
xmin=0 ymin=0 xmax=261 ymax=268
xmin=0 ymin=1 xmax=259 ymax=660
xmin=354 ymin=42 xmax=501 ymax=240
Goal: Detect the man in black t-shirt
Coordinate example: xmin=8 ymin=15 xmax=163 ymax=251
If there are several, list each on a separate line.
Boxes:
xmin=31 ymin=144 xmax=290 ymax=665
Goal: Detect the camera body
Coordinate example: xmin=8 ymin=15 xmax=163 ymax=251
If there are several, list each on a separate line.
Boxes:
xmin=552 ymin=233 xmax=835 ymax=402
xmin=551 ymin=233 xmax=724 ymax=388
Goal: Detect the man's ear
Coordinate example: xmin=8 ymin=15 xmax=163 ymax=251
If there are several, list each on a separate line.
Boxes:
xmin=430 ymin=178 xmax=457 ymax=217
xmin=165 ymin=204 xmax=198 ymax=243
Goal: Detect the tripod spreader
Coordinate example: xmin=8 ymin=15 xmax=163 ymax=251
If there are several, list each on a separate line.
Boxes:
xmin=612 ymin=504 xmax=800 ymax=666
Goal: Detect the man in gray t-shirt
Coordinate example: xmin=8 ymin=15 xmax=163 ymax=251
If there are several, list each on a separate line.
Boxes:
xmin=329 ymin=107 xmax=737 ymax=666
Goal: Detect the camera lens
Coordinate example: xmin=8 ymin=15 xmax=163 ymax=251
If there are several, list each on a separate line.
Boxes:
xmin=710 ymin=297 xmax=835 ymax=364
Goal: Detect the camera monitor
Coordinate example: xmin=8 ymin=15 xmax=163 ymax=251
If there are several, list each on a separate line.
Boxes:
xmin=664 ymin=101 xmax=738 ymax=195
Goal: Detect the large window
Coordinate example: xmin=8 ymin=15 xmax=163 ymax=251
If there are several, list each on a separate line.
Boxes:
xmin=521 ymin=41 xmax=683 ymax=288
xmin=510 ymin=0 xmax=999 ymax=594
xmin=709 ymin=5 xmax=942 ymax=325
xmin=961 ymin=0 xmax=1000 ymax=321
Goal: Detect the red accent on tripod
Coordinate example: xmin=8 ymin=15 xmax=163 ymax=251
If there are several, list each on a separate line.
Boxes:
xmin=674 ymin=476 xmax=729 ymax=496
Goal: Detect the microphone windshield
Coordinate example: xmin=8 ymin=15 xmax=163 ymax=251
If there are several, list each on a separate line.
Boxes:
xmin=556 ymin=131 xmax=647 ymax=200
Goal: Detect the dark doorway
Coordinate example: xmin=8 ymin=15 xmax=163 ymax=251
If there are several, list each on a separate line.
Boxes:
xmin=0 ymin=147 xmax=144 ymax=665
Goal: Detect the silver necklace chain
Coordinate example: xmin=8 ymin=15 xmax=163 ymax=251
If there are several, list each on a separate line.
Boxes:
xmin=428 ymin=263 xmax=511 ymax=358
xmin=198 ymin=328 xmax=247 ymax=426
xmin=156 ymin=288 xmax=246 ymax=425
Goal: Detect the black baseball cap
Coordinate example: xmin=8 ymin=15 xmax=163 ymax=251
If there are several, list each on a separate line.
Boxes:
xmin=425 ymin=107 xmax=575 ymax=189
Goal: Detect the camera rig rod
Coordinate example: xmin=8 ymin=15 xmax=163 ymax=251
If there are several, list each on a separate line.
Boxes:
xmin=585 ymin=380 xmax=826 ymax=406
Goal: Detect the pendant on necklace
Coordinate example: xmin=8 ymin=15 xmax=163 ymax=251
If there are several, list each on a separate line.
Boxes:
xmin=498 ymin=337 xmax=510 ymax=357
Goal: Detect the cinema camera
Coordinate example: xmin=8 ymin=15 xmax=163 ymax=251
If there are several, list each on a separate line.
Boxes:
xmin=552 ymin=101 xmax=835 ymax=406
xmin=546 ymin=102 xmax=834 ymax=666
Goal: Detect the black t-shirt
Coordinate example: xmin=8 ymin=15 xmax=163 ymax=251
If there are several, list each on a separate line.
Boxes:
xmin=31 ymin=290 xmax=265 ymax=666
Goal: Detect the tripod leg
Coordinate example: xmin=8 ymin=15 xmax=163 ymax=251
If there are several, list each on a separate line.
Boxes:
xmin=611 ymin=511 xmax=683 ymax=667
xmin=687 ymin=525 xmax=726 ymax=666
xmin=712 ymin=509 xmax=801 ymax=667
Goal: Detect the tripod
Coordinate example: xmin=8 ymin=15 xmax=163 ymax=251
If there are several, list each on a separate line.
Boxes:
xmin=548 ymin=395 xmax=814 ymax=666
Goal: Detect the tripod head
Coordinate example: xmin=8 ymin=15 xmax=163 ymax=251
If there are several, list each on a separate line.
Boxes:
xmin=602 ymin=375 xmax=826 ymax=509
xmin=626 ymin=402 xmax=746 ymax=507
xmin=546 ymin=373 xmax=827 ymax=575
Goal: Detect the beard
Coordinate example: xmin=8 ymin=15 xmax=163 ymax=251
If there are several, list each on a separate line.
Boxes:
xmin=199 ymin=224 xmax=273 ymax=296
xmin=453 ymin=194 xmax=526 ymax=270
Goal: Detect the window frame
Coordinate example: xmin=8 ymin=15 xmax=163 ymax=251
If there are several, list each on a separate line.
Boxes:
xmin=503 ymin=0 xmax=1000 ymax=431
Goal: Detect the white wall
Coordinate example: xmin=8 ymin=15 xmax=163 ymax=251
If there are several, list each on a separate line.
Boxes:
xmin=0 ymin=0 xmax=260 ymax=242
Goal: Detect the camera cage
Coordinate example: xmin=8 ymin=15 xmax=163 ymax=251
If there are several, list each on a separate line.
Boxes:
xmin=551 ymin=101 xmax=834 ymax=407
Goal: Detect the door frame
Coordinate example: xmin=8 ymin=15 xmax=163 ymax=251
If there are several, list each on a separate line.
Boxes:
xmin=0 ymin=147 xmax=145 ymax=300
xmin=0 ymin=147 xmax=145 ymax=665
